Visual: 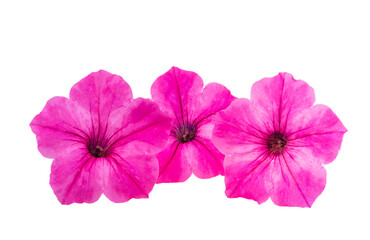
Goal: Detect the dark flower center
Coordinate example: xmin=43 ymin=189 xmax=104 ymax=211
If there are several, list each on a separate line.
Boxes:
xmin=175 ymin=123 xmax=197 ymax=143
xmin=88 ymin=144 xmax=106 ymax=158
xmin=266 ymin=132 xmax=287 ymax=155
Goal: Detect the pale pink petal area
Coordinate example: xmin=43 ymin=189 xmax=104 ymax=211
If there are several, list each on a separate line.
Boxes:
xmin=104 ymin=98 xmax=172 ymax=155
xmin=287 ymin=104 xmax=347 ymax=164
xmin=212 ymin=98 xmax=270 ymax=155
xmin=30 ymin=97 xmax=91 ymax=158
xmin=270 ymin=148 xmax=327 ymax=207
xmin=50 ymin=147 xmax=103 ymax=205
xmin=191 ymin=82 xmax=236 ymax=126
xmin=151 ymin=67 xmax=203 ymax=121
xmin=156 ymin=139 xmax=192 ymax=183
xmin=69 ymin=70 xmax=133 ymax=138
xmin=224 ymin=150 xmax=273 ymax=204
xmin=190 ymin=137 xmax=225 ymax=178
xmin=251 ymin=73 xmax=315 ymax=132
xmin=103 ymin=153 xmax=158 ymax=202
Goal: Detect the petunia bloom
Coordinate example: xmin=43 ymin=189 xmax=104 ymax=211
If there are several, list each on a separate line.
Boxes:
xmin=212 ymin=73 xmax=347 ymax=207
xmin=30 ymin=70 xmax=171 ymax=204
xmin=151 ymin=67 xmax=236 ymax=183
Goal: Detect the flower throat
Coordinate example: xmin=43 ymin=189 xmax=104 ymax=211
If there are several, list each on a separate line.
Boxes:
xmin=266 ymin=132 xmax=287 ymax=155
xmin=87 ymin=143 xmax=107 ymax=158
xmin=175 ymin=123 xmax=197 ymax=143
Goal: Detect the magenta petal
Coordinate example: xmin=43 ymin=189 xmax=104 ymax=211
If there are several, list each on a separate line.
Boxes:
xmin=151 ymin=67 xmax=203 ymax=120
xmin=50 ymin=147 xmax=103 ymax=204
xmin=105 ymin=98 xmax=172 ymax=155
xmin=287 ymin=104 xmax=347 ymax=164
xmin=251 ymin=73 xmax=315 ymax=132
xmin=270 ymin=148 xmax=326 ymax=207
xmin=212 ymin=98 xmax=269 ymax=155
xmin=156 ymin=140 xmax=192 ymax=183
xmin=224 ymin=150 xmax=274 ymax=204
xmin=191 ymin=82 xmax=236 ymax=126
xmin=103 ymin=153 xmax=158 ymax=202
xmin=69 ymin=70 xmax=133 ymax=137
xmin=190 ymin=134 xmax=225 ymax=178
xmin=30 ymin=97 xmax=90 ymax=158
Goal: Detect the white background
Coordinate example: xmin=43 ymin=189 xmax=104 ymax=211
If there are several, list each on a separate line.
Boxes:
xmin=1 ymin=1 xmax=369 ymax=239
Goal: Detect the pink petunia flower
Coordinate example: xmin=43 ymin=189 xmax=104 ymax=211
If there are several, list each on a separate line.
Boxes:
xmin=30 ymin=70 xmax=171 ymax=204
xmin=212 ymin=73 xmax=347 ymax=207
xmin=151 ymin=67 xmax=236 ymax=183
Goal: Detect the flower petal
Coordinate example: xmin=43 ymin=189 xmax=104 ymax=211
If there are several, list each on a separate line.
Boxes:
xmin=69 ymin=70 xmax=133 ymax=139
xmin=190 ymin=137 xmax=225 ymax=178
xmin=50 ymin=147 xmax=103 ymax=204
xmin=30 ymin=97 xmax=91 ymax=158
xmin=251 ymin=73 xmax=315 ymax=133
xmin=191 ymin=82 xmax=236 ymax=127
xmin=104 ymin=98 xmax=172 ymax=155
xmin=212 ymin=98 xmax=270 ymax=155
xmin=287 ymin=104 xmax=347 ymax=164
xmin=150 ymin=67 xmax=203 ymax=123
xmin=156 ymin=139 xmax=192 ymax=183
xmin=270 ymin=148 xmax=327 ymax=207
xmin=224 ymin=150 xmax=273 ymax=204
xmin=103 ymin=153 xmax=158 ymax=202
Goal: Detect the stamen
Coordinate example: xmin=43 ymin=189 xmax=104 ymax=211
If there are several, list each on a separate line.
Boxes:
xmin=175 ymin=123 xmax=196 ymax=143
xmin=88 ymin=144 xmax=106 ymax=158
xmin=266 ymin=132 xmax=287 ymax=155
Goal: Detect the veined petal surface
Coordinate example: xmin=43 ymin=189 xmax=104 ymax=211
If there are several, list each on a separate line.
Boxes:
xmin=102 ymin=153 xmax=158 ymax=203
xmin=103 ymin=98 xmax=172 ymax=156
xmin=151 ymin=67 xmax=236 ymax=182
xmin=50 ymin=146 xmax=103 ymax=204
xmin=212 ymin=72 xmax=346 ymax=207
xmin=30 ymin=97 xmax=91 ymax=158
xmin=69 ymin=70 xmax=133 ymax=142
xmin=151 ymin=66 xmax=203 ymax=122
xmin=251 ymin=72 xmax=315 ymax=133
xmin=287 ymin=104 xmax=347 ymax=164
xmin=224 ymin=150 xmax=273 ymax=204
xmin=156 ymin=139 xmax=191 ymax=183
xmin=270 ymin=147 xmax=326 ymax=207
xmin=31 ymin=70 xmax=171 ymax=204
xmin=213 ymin=98 xmax=269 ymax=155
